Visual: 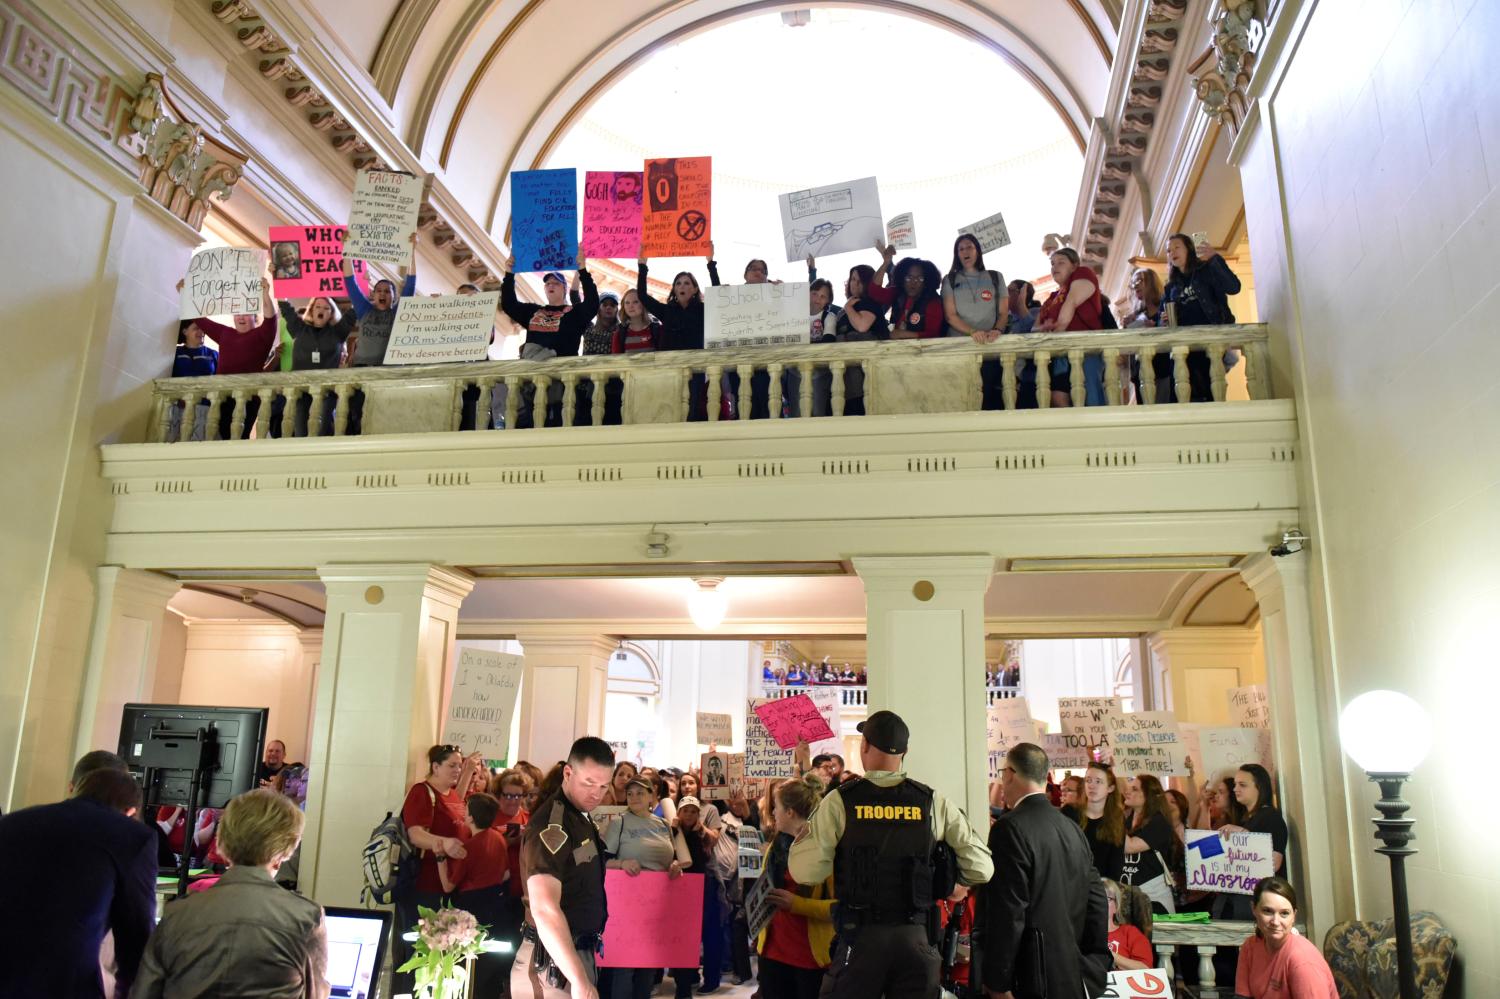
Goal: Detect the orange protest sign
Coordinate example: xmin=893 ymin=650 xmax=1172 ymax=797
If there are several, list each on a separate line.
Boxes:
xmin=640 ymin=156 xmax=712 ymax=256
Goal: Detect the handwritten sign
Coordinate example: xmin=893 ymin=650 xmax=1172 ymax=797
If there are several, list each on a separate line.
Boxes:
xmin=697 ymin=712 xmax=733 ymax=747
xmin=744 ymin=698 xmax=793 ymax=778
xmin=987 ymin=698 xmax=1040 ymax=780
xmin=511 ymin=168 xmax=578 ymax=272
xmin=1103 ymin=968 xmax=1175 ymax=999
xmin=383 ymin=291 xmax=499 ymax=364
xmin=886 ymin=212 xmax=917 ymax=250
xmin=581 ymin=170 xmax=642 ymax=259
xmin=268 ymin=225 xmax=367 ymax=298
xmin=1041 ymin=733 xmax=1092 ymax=770
xmin=1185 ymin=828 xmax=1274 ymax=895
xmin=344 ymin=170 xmax=422 ymax=266
xmin=959 ymin=211 xmax=1011 ymax=252
xmin=754 ymin=694 xmax=835 ymax=750
xmin=778 ymin=176 xmax=883 ymax=262
xmin=441 ymin=647 xmax=523 ymax=762
xmin=1229 ymin=684 xmax=1270 ymax=728
xmin=700 ymin=752 xmax=744 ymax=801
xmin=180 ymin=247 xmax=265 ymax=320
xmin=641 ymin=156 xmax=711 ymax=256
xmin=1199 ymin=726 xmax=1275 ymax=783
xmin=746 ymin=869 xmax=776 ymax=941
xmin=704 ymin=282 xmax=810 ymax=349
xmin=802 ymin=687 xmax=843 ymax=758
xmin=1059 ymin=696 xmax=1122 ymax=762
xmin=1107 ymin=711 xmax=1189 ymax=778
xmin=598 ymin=871 xmax=704 ymax=967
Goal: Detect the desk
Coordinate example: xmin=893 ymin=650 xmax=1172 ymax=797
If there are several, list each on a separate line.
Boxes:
xmin=1152 ymin=920 xmax=1253 ymax=994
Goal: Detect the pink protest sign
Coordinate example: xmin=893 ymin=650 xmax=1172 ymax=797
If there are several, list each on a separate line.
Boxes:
xmin=268 ymin=225 xmax=367 ymax=298
xmin=598 ymin=870 xmax=704 ymax=968
xmin=753 ymin=694 xmax=836 ymax=750
xmin=581 ymin=171 xmax=643 ymax=258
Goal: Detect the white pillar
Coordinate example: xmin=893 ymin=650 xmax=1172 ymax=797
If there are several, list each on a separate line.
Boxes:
xmin=300 ymin=565 xmax=473 ymax=907
xmin=1146 ymin=627 xmax=1266 ymax=723
xmin=296 ymin=628 xmax=323 ymax=766
xmin=854 ymin=556 xmax=994 ymax=828
xmin=73 ymin=567 xmax=182 ymax=762
xmin=1239 ymin=551 xmax=1352 ymax=938
xmin=513 ymin=631 xmax=618 ymax=768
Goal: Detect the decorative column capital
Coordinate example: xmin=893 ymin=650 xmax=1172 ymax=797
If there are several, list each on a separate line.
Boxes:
xmin=129 ymin=72 xmax=249 ymax=231
xmin=853 ymin=555 xmax=997 ymax=596
xmin=1192 ymin=1 xmax=1266 ymax=138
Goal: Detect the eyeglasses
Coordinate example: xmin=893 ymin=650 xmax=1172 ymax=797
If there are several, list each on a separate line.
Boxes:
xmin=500 ymin=792 xmax=525 ymax=800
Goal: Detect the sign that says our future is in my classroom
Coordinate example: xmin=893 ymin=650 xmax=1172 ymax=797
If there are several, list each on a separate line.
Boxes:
xmin=343 ymin=170 xmax=423 ymax=266
xmin=441 ymin=647 xmax=523 ymax=762
xmin=179 ymin=247 xmax=265 ymax=320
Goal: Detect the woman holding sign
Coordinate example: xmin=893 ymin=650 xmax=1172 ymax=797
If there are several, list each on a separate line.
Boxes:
xmin=601 ymin=776 xmax=683 ymax=999
xmin=1214 ymin=764 xmax=1288 ymax=922
xmin=757 ymin=775 xmax=835 ymax=999
xmin=636 ymin=253 xmax=710 ymax=419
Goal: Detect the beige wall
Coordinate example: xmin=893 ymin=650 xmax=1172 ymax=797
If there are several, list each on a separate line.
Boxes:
xmin=1241 ymin=0 xmax=1499 ymax=991
xmin=177 ymin=623 xmax=318 ymax=764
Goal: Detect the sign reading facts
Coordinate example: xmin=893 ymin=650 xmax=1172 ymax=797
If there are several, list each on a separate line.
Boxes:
xmin=753 ymin=693 xmax=835 ymax=749
xmin=344 ymin=170 xmax=423 ymax=266
xmin=268 ymin=225 xmax=367 ymax=298
xmin=582 ymin=170 xmax=643 ymax=259
xmin=1102 ymin=968 xmax=1175 ymax=999
xmin=696 ymin=711 xmax=733 ymax=747
xmin=1185 ymin=828 xmax=1274 ymax=895
xmin=511 ymin=167 xmax=579 ymax=273
xmin=704 ymin=282 xmax=810 ymax=349
xmin=180 ymin=247 xmax=265 ymax=320
xmin=641 ymin=156 xmax=711 ymax=256
xmin=958 ymin=210 xmax=1011 ymax=252
xmin=441 ymin=647 xmax=523 ymax=763
xmin=598 ymin=871 xmax=705 ymax=968
xmin=383 ymin=291 xmax=499 ymax=365
xmin=1107 ymin=711 xmax=1189 ymax=778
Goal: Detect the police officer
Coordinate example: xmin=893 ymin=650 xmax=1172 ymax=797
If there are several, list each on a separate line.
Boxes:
xmin=789 ymin=710 xmax=993 ymax=998
xmin=512 ymin=737 xmax=615 ymax=999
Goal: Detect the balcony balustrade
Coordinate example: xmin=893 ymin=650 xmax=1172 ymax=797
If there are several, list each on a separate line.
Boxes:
xmin=148 ymin=325 xmax=1271 ymax=443
xmin=761 ymin=683 xmax=1023 ymax=709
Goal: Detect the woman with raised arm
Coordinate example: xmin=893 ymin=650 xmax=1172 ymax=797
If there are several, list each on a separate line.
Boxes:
xmin=1161 ymin=232 xmax=1243 ymax=401
xmin=829 ymin=263 xmax=890 ymax=417
xmin=636 ymin=251 xmax=710 ymax=419
xmin=499 ymin=247 xmax=599 ymax=427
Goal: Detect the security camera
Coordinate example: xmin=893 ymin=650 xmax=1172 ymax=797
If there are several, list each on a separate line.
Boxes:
xmin=1270 ymin=528 xmax=1308 ymax=557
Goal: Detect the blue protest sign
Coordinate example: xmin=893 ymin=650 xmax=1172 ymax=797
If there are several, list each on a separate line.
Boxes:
xmin=511 ymin=168 xmax=578 ymax=272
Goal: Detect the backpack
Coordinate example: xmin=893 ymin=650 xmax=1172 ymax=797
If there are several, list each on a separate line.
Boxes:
xmin=360 ymin=784 xmax=434 ymax=906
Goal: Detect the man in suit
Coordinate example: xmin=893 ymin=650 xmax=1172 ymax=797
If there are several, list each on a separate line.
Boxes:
xmin=0 ymin=752 xmax=157 ymax=998
xmin=980 ymin=742 xmax=1109 ymax=999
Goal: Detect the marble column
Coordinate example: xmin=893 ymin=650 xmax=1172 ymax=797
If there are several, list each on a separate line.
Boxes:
xmin=1146 ymin=626 xmax=1266 ymax=722
xmin=512 ymin=631 xmax=619 ymax=768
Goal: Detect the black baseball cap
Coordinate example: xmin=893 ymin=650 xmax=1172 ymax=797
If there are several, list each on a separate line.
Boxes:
xmin=541 ymin=271 xmax=566 ymax=286
xmin=858 ymin=710 xmax=909 ymax=755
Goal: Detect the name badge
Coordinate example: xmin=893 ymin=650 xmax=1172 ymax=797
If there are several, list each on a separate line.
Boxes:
xmin=573 ymin=841 xmax=598 ymax=865
xmin=311 ymin=350 xmax=321 ymax=364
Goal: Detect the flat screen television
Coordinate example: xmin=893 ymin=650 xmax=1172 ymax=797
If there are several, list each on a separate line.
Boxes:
xmin=118 ymin=703 xmax=268 ymax=809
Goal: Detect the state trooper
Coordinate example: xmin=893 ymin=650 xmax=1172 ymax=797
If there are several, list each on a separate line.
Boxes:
xmin=512 ymin=737 xmax=615 ymax=999
xmin=789 ymin=710 xmax=994 ymax=998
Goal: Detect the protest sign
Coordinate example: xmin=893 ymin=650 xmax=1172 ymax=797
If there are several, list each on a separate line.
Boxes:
xmin=1185 ymin=828 xmax=1275 ymax=895
xmin=1229 ymin=684 xmax=1270 ymax=728
xmin=886 ymin=212 xmax=917 ymax=250
xmin=778 ymin=176 xmax=883 ymax=262
xmin=1059 ymin=696 xmax=1122 ymax=761
xmin=344 ymin=170 xmax=423 ymax=266
xmin=382 ymin=291 xmax=499 ymax=365
xmin=441 ymin=647 xmax=523 ymax=763
xmin=744 ymin=698 xmax=794 ymax=777
xmin=1107 ymin=711 xmax=1189 ymax=778
xmin=746 ymin=869 xmax=776 ymax=940
xmin=1041 ymin=733 xmax=1092 ymax=770
xmin=641 ymin=156 xmax=711 ymax=256
xmin=592 ymin=805 xmax=627 ymax=822
xmin=1103 ymin=968 xmax=1174 ymax=999
xmin=704 ymin=282 xmax=810 ymax=350
xmin=802 ymin=687 xmax=843 ymax=758
xmin=268 ymin=225 xmax=367 ymax=297
xmin=180 ymin=247 xmax=265 ymax=320
xmin=754 ymin=694 xmax=835 ymax=750
xmin=700 ymin=752 xmax=743 ymax=801
xmin=737 ymin=827 xmax=765 ymax=879
xmin=510 ymin=168 xmax=578 ymax=272
xmin=1200 ymin=726 xmax=1275 ymax=782
xmin=958 ymin=211 xmax=1011 ymax=252
xmin=598 ymin=871 xmax=705 ymax=968
xmin=987 ymin=698 xmax=1040 ymax=779
xmin=581 ymin=170 xmax=643 ymax=258
xmin=697 ymin=712 xmax=733 ymax=747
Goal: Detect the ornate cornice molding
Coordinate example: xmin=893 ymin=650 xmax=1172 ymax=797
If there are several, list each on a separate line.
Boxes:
xmin=1189 ymin=0 xmax=1264 ymax=139
xmin=129 ymin=72 xmax=249 ymax=230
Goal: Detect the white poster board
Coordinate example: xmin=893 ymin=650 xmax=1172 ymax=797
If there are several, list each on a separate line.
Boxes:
xmin=1058 ymin=696 xmax=1122 ymax=761
xmin=779 ymin=176 xmax=884 ymax=262
xmin=1103 ymin=968 xmax=1175 ymax=999
xmin=1184 ymin=828 xmax=1275 ymax=895
xmin=1199 ymin=725 xmax=1275 ymax=783
xmin=704 ymin=282 xmax=810 ymax=349
xmin=1107 ymin=711 xmax=1189 ymax=778
xmin=697 ymin=712 xmax=734 ymax=747
xmin=885 ymin=212 xmax=917 ymax=250
xmin=344 ymin=170 xmax=423 ymax=265
xmin=180 ymin=247 xmax=265 ymax=320
xmin=958 ymin=211 xmax=1011 ymax=252
xmin=384 ymin=291 xmax=499 ymax=364
xmin=1228 ymin=684 xmax=1270 ymax=728
xmin=1041 ymin=733 xmax=1093 ymax=770
xmin=441 ymin=647 xmax=524 ymax=762
xmin=987 ymin=698 xmax=1041 ymax=778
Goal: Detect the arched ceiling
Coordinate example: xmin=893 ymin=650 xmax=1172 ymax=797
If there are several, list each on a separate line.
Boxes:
xmin=332 ymin=1 xmax=1118 ymax=245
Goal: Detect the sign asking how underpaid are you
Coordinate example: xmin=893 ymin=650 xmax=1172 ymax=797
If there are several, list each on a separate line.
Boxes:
xmin=441 ymin=647 xmax=524 ymax=762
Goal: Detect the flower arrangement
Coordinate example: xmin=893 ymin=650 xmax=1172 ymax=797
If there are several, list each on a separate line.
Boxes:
xmin=397 ymin=904 xmax=488 ymax=999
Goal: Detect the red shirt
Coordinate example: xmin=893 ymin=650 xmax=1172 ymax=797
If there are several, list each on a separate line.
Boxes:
xmin=937 ymin=896 xmax=976 ymax=984
xmin=890 ymin=295 xmax=945 ymax=338
xmin=1038 ymin=265 xmax=1102 ymax=331
xmin=1235 ymin=932 xmax=1339 ymax=999
xmin=612 ymin=321 xmax=659 ymax=353
xmin=1109 ymin=923 xmax=1154 ymax=966
xmin=196 ymin=317 xmax=277 ymax=375
xmin=162 ymin=807 xmax=217 ymax=856
xmin=448 ymin=825 xmax=510 ymax=892
xmin=402 ymin=781 xmax=466 ymax=894
xmin=763 ymin=869 xmax=820 ymax=970
xmin=497 ymin=808 xmax=529 ymax=893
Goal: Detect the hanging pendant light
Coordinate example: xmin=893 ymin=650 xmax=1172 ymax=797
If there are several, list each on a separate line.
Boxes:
xmin=687 ymin=577 xmax=728 ymax=629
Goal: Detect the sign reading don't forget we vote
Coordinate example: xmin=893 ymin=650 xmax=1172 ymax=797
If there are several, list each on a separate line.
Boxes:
xmin=179 ymin=247 xmax=265 ymax=320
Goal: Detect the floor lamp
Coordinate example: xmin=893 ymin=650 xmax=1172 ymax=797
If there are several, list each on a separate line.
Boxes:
xmin=1339 ymin=690 xmax=1432 ymax=999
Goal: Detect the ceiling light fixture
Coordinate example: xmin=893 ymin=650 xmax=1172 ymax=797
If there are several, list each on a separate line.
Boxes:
xmin=687 ymin=577 xmax=728 ymax=630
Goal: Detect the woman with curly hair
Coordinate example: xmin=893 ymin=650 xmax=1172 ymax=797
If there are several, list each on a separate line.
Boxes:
xmin=886 ymin=256 xmax=946 ymax=339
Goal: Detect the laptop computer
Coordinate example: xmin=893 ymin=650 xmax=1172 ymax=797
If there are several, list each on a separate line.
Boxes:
xmin=322 ymin=906 xmax=392 ymax=999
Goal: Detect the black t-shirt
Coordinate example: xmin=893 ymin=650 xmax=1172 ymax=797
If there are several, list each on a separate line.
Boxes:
xmin=519 ymin=792 xmax=607 ymax=936
xmin=834 ymin=297 xmax=890 ymax=340
xmin=1244 ymin=806 xmax=1289 ymax=873
xmin=1120 ymin=812 xmax=1173 ymax=886
xmin=1072 ymin=810 xmax=1125 ymax=881
xmin=255 ymin=762 xmax=285 ymax=785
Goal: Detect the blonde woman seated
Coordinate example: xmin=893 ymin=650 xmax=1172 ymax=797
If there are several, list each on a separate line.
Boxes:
xmin=757 ymin=775 xmax=836 ymax=999
xmin=130 ymin=789 xmax=328 ymax=998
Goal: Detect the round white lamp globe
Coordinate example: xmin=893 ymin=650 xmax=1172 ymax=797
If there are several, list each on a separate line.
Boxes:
xmin=1339 ymin=690 xmax=1432 ymax=774
xmin=687 ymin=578 xmax=728 ymax=630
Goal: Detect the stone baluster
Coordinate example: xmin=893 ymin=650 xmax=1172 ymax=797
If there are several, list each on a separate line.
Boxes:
xmin=798 ymin=362 xmax=813 ymax=418
xmin=1197 ymin=945 xmax=1218 ymax=990
xmin=477 ymin=379 xmax=494 ymax=430
xmin=560 ymin=374 xmax=578 ymax=427
xmin=176 ymin=391 xmax=199 ymax=442
xmin=768 ymin=363 xmax=783 ymax=418
xmin=1244 ymin=340 xmax=1270 ymax=399
xmin=1068 ymin=349 xmax=1086 ymax=407
xmin=504 ymin=376 xmax=520 ymax=430
xmin=736 ymin=364 xmax=752 ymax=420
xmin=1210 ymin=346 xmax=1228 ymax=402
xmin=334 ymin=383 xmax=354 ymax=436
xmin=1155 ymin=945 xmax=1174 ymax=981
xmin=1171 ymin=345 xmax=1192 ymax=404
xmin=1035 ymin=351 xmax=1052 ymax=409
xmin=307 ymin=384 xmax=325 ymax=435
xmin=1001 ymin=352 xmax=1019 ymax=411
xmin=280 ymin=388 xmax=298 ymax=438
xmin=154 ymin=394 xmax=175 ymax=443
xmin=531 ymin=375 xmax=550 ymax=428
xmin=830 ymin=361 xmax=846 ymax=417
xmin=203 ymin=391 xmax=223 ymax=440
xmin=861 ymin=364 xmax=876 ymax=416
xmin=1104 ymin=348 xmax=1122 ymax=406
xmin=680 ymin=371 xmax=692 ymax=423
xmin=1139 ymin=346 xmax=1157 ymax=405
xmin=450 ymin=381 xmax=468 ymax=431
xmin=228 ymin=390 xmax=248 ymax=440
xmin=592 ymin=375 xmax=607 ymax=426
xmin=255 ymin=388 xmax=275 ymax=439
xmin=707 ymin=365 xmax=722 ymax=422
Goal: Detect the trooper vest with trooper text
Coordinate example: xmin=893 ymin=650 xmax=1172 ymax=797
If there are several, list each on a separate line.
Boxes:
xmin=832 ymin=778 xmax=936 ymax=927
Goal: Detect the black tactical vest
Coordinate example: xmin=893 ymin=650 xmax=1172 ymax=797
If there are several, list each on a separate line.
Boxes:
xmin=833 ymin=778 xmax=936 ymax=925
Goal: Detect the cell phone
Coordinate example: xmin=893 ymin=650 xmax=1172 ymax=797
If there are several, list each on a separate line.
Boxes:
xmin=1190 ymin=230 xmax=1210 ymax=248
